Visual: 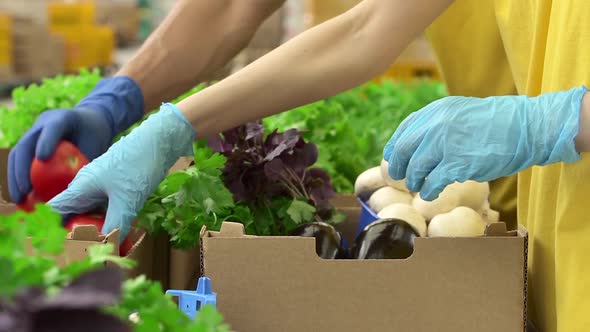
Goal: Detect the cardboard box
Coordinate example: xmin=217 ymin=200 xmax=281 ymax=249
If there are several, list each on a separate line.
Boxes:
xmin=0 ymin=12 xmax=12 ymax=69
xmin=0 ymin=0 xmax=47 ymax=25
xmin=200 ymin=197 xmax=528 ymax=332
xmin=0 ymin=65 xmax=13 ymax=84
xmin=164 ymin=196 xmax=357 ymax=293
xmin=96 ymin=3 xmax=140 ymax=46
xmin=0 ymin=157 xmax=199 ymax=288
xmin=11 ymin=17 xmax=65 ymax=80
xmin=48 ymin=1 xmax=96 ymax=27
xmin=0 ymin=195 xmax=153 ymax=278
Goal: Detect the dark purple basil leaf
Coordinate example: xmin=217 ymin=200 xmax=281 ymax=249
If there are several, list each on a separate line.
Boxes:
xmin=301 ymin=143 xmax=319 ymax=167
xmin=0 ymin=288 xmax=41 ymax=332
xmin=263 ymin=129 xmax=280 ymax=149
xmin=34 ymin=309 xmax=130 ymax=332
xmin=1 ymin=288 xmax=44 ymax=312
xmin=0 ymin=312 xmax=29 ymax=332
xmin=45 ymin=268 xmax=122 ymax=310
xmin=315 ymin=200 xmax=335 ymax=220
xmin=264 ymin=159 xmax=286 ymax=182
xmin=245 ymin=122 xmax=265 ymax=141
xmin=264 ymin=129 xmax=301 ymax=161
xmin=207 ymin=134 xmax=232 ymax=153
xmin=223 ymin=169 xmax=250 ymax=201
xmin=219 ymin=126 xmax=245 ymax=146
xmin=281 ymin=142 xmax=318 ymax=175
xmin=305 ymin=168 xmax=336 ymax=204
xmin=0 ymin=269 xmax=127 ymax=332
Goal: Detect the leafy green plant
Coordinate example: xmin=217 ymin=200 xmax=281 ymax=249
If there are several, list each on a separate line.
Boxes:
xmin=137 ymin=148 xmax=253 ymax=249
xmin=0 ymin=69 xmax=101 ymax=148
xmin=264 ymin=80 xmax=447 ymax=192
xmin=0 ymin=204 xmax=132 ymax=298
xmin=209 ymin=121 xmax=343 ymax=236
xmin=0 ymin=205 xmax=231 ymax=332
xmin=109 ymin=276 xmax=230 ymax=332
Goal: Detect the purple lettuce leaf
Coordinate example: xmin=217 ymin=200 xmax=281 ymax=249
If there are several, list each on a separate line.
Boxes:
xmin=264 ymin=129 xmax=301 ymax=161
xmin=0 ymin=268 xmax=129 ymax=332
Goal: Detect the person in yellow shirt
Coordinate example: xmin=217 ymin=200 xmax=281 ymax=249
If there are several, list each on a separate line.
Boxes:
xmin=396 ymin=2 xmax=590 ymax=331
xmin=11 ymin=0 xmax=590 ymax=330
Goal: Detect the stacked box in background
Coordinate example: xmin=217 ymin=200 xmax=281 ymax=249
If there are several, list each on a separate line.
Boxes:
xmin=48 ymin=0 xmax=95 ymax=26
xmin=50 ymin=25 xmax=114 ymax=72
xmin=0 ymin=13 xmax=13 ymax=83
xmin=96 ymin=0 xmax=140 ymax=46
xmin=304 ymin=0 xmax=441 ymax=82
xmin=48 ymin=0 xmax=115 ymax=72
xmin=0 ymin=0 xmax=47 ymax=26
xmin=12 ymin=17 xmax=64 ymax=81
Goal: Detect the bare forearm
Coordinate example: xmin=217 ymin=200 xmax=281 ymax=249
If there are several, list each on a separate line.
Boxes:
xmin=117 ymin=0 xmax=284 ymax=112
xmin=177 ymin=0 xmax=453 ymax=138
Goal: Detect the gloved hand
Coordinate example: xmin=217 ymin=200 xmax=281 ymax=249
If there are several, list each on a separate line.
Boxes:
xmin=8 ymin=76 xmax=144 ymax=203
xmin=384 ymin=86 xmax=587 ymax=200
xmin=47 ymin=104 xmax=195 ymax=241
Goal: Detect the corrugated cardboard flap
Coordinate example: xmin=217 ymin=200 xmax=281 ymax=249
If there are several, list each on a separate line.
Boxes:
xmin=203 ymin=222 xmax=256 ymax=239
xmin=485 ymin=222 xmax=518 ymax=237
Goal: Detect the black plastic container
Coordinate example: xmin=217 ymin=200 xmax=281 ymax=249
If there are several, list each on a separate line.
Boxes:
xmin=352 ymin=218 xmax=419 ymax=260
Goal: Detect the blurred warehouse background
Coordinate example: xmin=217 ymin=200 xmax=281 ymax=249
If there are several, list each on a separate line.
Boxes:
xmin=0 ymin=0 xmax=441 ymax=96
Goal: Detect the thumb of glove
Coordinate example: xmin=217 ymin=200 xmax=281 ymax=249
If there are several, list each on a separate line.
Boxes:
xmin=102 ymin=197 xmax=135 ymax=243
xmin=48 ymin=174 xmax=106 ymax=216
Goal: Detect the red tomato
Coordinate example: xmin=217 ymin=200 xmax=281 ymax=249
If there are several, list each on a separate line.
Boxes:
xmin=16 ymin=192 xmax=43 ymax=212
xmin=119 ymin=236 xmax=135 ymax=257
xmin=64 ymin=213 xmax=106 ymax=233
xmin=30 ymin=141 xmax=89 ymax=201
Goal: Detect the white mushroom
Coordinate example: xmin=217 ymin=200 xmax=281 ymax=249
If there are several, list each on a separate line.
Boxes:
xmin=368 ymin=187 xmax=413 ymax=213
xmin=412 ymin=188 xmax=460 ymax=221
xmin=380 ymin=160 xmax=410 ymax=193
xmin=354 ymin=166 xmax=386 ymax=200
xmin=378 ymin=203 xmax=427 ymax=237
xmin=479 ymin=200 xmax=500 ymax=224
xmin=427 ymin=206 xmax=486 ymax=237
xmin=446 ymin=181 xmax=490 ymax=211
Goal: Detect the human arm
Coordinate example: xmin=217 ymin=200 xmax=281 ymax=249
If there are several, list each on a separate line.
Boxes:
xmin=47 ymin=0 xmax=454 ymax=239
xmin=384 ymin=87 xmax=589 ymax=201
xmin=8 ymin=0 xmax=285 ymax=202
xmin=118 ymin=0 xmax=286 ymax=112
xmin=176 ymin=0 xmax=455 ymax=137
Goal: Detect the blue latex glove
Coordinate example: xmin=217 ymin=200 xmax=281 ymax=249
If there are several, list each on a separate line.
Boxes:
xmin=8 ymin=77 xmax=144 ymax=203
xmin=47 ymin=104 xmax=195 ymax=241
xmin=384 ymin=86 xmax=587 ymax=201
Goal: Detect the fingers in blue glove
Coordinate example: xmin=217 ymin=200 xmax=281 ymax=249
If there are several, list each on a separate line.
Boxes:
xmin=8 ymin=111 xmax=75 ymax=203
xmin=49 ymin=104 xmax=195 ymax=243
xmin=405 ymin=147 xmax=441 ymax=193
xmin=47 ymin=170 xmax=135 ymax=242
xmin=384 ymin=109 xmax=430 ymax=181
xmin=103 ymin=198 xmax=134 ymax=243
xmin=420 ymin=164 xmax=455 ymax=201
xmin=35 ymin=112 xmax=74 ymax=160
xmin=8 ymin=127 xmax=41 ymax=203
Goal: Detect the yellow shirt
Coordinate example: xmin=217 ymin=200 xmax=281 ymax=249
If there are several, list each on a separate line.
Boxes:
xmin=426 ymin=1 xmax=590 ymax=331
xmin=425 ymin=0 xmax=518 ymax=230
